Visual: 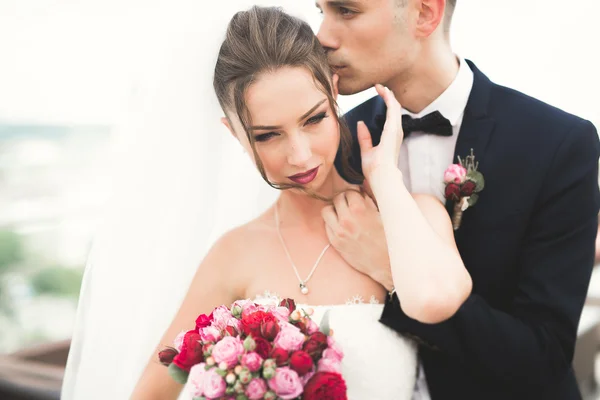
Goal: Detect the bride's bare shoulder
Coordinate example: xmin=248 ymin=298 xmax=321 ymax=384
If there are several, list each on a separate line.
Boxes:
xmin=206 ymin=207 xmax=275 ymax=261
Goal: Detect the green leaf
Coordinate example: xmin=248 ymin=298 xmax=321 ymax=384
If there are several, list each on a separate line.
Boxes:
xmin=466 ymin=171 xmax=485 ymax=192
xmin=319 ymin=309 xmax=331 ymax=336
xmin=468 ymin=193 xmax=479 ymax=207
xmin=168 ymin=363 xmax=189 ymax=384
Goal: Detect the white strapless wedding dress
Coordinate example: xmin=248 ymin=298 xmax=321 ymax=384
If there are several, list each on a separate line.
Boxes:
xmin=181 ymin=292 xmax=418 ymax=400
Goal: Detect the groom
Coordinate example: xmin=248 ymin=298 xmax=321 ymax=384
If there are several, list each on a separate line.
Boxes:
xmin=318 ymin=0 xmax=600 ymax=399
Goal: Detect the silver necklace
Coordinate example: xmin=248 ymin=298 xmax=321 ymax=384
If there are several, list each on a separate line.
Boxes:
xmin=274 ymin=202 xmax=330 ymax=295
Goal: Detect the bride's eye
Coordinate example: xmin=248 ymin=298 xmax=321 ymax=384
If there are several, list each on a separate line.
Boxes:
xmin=305 ymin=112 xmax=329 ymax=126
xmin=254 ymin=132 xmax=278 ymax=142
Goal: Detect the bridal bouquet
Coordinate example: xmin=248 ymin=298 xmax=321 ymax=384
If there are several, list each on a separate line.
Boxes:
xmin=158 ymin=298 xmax=347 ymax=400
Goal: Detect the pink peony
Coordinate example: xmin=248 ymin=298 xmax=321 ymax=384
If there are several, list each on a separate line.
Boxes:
xmin=202 ymin=368 xmax=226 ymax=399
xmin=228 ymin=317 xmax=242 ymax=331
xmin=212 ymin=336 xmax=244 ymax=369
xmin=305 ymin=319 xmax=319 ymax=335
xmin=317 ymin=357 xmax=342 ymax=374
xmin=272 ymin=306 xmax=291 ymax=322
xmin=212 ymin=306 xmax=234 ymax=330
xmin=200 ymin=326 xmax=222 ymax=343
xmin=267 ymin=367 xmax=303 ymax=400
xmin=232 ymin=299 xmax=260 ymax=318
xmin=324 ymin=337 xmax=344 ymax=362
xmin=274 ymin=323 xmax=306 ymax=352
xmin=300 ymin=370 xmax=315 ymax=386
xmin=187 ymin=363 xmax=206 ymax=397
xmin=241 ymin=352 xmax=263 ymax=372
xmin=173 ymin=330 xmax=186 ymax=352
xmin=245 ymin=378 xmax=268 ymax=400
xmin=444 ymin=164 xmax=467 ymax=184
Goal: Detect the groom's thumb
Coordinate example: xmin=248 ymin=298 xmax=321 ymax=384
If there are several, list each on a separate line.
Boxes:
xmin=357 ymin=121 xmax=373 ymax=154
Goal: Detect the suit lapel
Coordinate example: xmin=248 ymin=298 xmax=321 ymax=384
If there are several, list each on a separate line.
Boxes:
xmin=445 ymin=60 xmax=496 ymax=220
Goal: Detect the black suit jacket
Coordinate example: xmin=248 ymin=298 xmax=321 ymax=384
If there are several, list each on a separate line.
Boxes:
xmin=337 ymin=60 xmax=600 ymax=399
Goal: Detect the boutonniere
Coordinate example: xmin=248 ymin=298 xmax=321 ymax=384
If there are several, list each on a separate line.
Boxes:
xmin=443 ymin=149 xmax=485 ymax=230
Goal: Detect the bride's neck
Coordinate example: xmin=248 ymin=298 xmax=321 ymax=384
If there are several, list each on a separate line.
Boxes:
xmin=276 ymin=169 xmax=348 ymax=230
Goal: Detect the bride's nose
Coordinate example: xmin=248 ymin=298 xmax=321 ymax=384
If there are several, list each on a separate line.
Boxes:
xmin=286 ymin=132 xmax=312 ymax=167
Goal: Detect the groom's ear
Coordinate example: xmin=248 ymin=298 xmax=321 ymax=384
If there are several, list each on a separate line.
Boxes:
xmin=220 ymin=117 xmax=238 ymax=141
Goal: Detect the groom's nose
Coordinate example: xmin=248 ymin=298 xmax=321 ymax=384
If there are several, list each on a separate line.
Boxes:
xmin=316 ymin=17 xmax=340 ymax=53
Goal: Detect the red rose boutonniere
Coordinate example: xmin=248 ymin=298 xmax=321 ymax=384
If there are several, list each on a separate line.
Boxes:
xmin=443 ymin=149 xmax=485 ymax=230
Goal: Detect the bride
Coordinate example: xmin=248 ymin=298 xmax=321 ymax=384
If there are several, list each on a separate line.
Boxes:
xmin=132 ymin=6 xmax=471 ymax=399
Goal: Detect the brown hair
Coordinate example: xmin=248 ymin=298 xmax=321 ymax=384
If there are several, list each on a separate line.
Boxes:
xmin=213 ymin=6 xmax=362 ymax=197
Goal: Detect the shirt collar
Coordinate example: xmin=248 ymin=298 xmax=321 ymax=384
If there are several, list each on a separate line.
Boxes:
xmin=402 ymin=56 xmax=474 ymax=127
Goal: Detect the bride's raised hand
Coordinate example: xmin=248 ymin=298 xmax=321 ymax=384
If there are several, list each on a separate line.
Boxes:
xmin=357 ymin=84 xmax=404 ymax=181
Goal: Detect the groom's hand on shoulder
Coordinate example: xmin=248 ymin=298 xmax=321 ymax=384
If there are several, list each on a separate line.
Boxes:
xmin=321 ymin=190 xmax=394 ymax=291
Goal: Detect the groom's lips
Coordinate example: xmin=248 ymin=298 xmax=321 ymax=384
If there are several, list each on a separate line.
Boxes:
xmin=288 ymin=166 xmax=320 ymax=184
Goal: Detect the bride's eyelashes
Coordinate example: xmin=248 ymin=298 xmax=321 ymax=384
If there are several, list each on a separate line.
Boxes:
xmin=254 ymin=132 xmax=278 ymax=142
xmin=305 ymin=111 xmax=329 ymax=125
xmin=253 ymin=112 xmax=329 ymax=142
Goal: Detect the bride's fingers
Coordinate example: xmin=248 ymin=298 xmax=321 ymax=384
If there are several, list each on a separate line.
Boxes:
xmin=357 ymin=121 xmax=373 ymax=155
xmin=375 ymin=86 xmax=400 ymax=138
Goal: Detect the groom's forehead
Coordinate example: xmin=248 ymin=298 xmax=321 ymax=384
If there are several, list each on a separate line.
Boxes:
xmin=316 ymin=0 xmax=364 ymax=9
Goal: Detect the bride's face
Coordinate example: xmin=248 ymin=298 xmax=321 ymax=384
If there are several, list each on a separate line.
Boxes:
xmin=226 ymin=66 xmax=340 ymax=193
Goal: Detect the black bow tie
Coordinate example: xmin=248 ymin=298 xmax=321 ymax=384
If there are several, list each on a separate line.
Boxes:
xmin=376 ymin=111 xmax=453 ymax=138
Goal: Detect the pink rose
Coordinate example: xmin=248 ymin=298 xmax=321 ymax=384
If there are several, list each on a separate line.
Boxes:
xmin=324 ymin=337 xmax=344 ymax=362
xmin=245 ymin=378 xmax=268 ymax=400
xmin=212 ymin=306 xmax=233 ymax=330
xmin=267 ymin=367 xmax=303 ymax=400
xmin=317 ymin=357 xmax=342 ymax=374
xmin=272 ymin=306 xmax=291 ymax=322
xmin=300 ymin=370 xmax=315 ymax=386
xmin=305 ymin=319 xmax=319 ymax=335
xmin=202 ymin=368 xmax=226 ymax=398
xmin=200 ymin=326 xmax=222 ymax=343
xmin=444 ymin=164 xmax=467 ymax=184
xmin=274 ymin=323 xmax=306 ymax=352
xmin=173 ymin=330 xmax=186 ymax=352
xmin=187 ymin=363 xmax=206 ymax=397
xmin=241 ymin=352 xmax=263 ymax=372
xmin=234 ymin=300 xmax=260 ymax=318
xmin=212 ymin=336 xmax=244 ymax=369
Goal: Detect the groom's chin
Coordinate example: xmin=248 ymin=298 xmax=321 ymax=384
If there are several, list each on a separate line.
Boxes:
xmin=337 ymin=77 xmax=372 ymax=96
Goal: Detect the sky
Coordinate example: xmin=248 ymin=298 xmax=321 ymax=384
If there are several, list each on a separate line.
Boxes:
xmin=0 ymin=0 xmax=598 ymax=126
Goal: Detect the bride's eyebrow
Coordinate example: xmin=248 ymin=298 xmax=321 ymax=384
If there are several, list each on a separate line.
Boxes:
xmin=297 ymin=99 xmax=327 ymax=122
xmin=250 ymin=99 xmax=327 ymax=131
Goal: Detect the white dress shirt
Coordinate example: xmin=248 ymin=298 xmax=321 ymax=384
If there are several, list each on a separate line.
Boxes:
xmin=401 ymin=57 xmax=474 ymax=400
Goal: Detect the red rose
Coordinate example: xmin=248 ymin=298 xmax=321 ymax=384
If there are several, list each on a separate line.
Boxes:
xmin=461 ymin=180 xmax=476 ymax=197
xmin=195 ymin=312 xmax=213 ymax=330
xmin=295 ymin=320 xmax=308 ymax=335
xmin=302 ymin=372 xmax=347 ymax=400
xmin=225 ymin=325 xmax=239 ymax=337
xmin=303 ymin=332 xmax=328 ymax=361
xmin=241 ymin=311 xmax=277 ymax=338
xmin=444 ymin=183 xmax=461 ymax=201
xmin=253 ymin=336 xmax=273 ymax=360
xmin=261 ymin=319 xmax=281 ymax=341
xmin=270 ymin=347 xmax=290 ymax=366
xmin=289 ymin=351 xmax=313 ymax=376
xmin=158 ymin=347 xmax=178 ymax=366
xmin=172 ymin=331 xmax=203 ymax=372
xmin=279 ymin=298 xmax=297 ymax=313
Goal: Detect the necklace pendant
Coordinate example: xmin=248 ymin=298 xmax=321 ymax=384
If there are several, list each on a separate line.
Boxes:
xmin=299 ymin=283 xmax=309 ymax=295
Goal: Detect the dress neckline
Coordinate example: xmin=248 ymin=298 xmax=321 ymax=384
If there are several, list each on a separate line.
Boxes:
xmin=253 ymin=290 xmax=383 ymax=308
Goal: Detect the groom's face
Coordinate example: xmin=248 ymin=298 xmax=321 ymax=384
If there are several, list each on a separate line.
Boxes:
xmin=316 ymin=0 xmax=419 ymax=95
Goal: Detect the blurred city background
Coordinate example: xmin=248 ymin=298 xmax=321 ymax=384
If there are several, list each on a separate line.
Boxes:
xmin=0 ymin=0 xmax=599 ymax=398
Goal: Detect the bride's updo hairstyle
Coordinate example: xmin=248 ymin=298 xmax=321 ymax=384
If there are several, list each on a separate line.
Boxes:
xmin=213 ymin=6 xmax=362 ymax=194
